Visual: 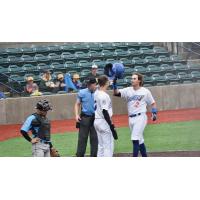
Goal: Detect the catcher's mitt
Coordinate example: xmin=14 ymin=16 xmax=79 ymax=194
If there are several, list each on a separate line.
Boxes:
xmin=50 ymin=147 xmax=60 ymax=157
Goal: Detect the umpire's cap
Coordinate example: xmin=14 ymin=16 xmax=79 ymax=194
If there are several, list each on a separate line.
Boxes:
xmin=36 ymin=99 xmax=52 ymax=111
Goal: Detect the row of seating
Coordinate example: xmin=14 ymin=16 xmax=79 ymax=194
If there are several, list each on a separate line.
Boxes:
xmin=0 ymin=42 xmax=154 ymax=56
xmin=0 ymin=48 xmax=172 ymax=67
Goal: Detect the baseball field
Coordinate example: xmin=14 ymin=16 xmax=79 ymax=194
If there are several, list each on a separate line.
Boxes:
xmin=0 ymin=108 xmax=200 ymax=157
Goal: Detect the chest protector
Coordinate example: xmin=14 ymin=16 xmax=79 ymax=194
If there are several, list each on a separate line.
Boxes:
xmin=31 ymin=113 xmax=51 ymax=141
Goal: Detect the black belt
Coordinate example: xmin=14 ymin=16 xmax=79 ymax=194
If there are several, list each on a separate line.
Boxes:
xmin=81 ymin=113 xmax=94 ymax=118
xmin=40 ymin=140 xmax=50 ymax=144
xmin=129 ymin=113 xmax=141 ymax=118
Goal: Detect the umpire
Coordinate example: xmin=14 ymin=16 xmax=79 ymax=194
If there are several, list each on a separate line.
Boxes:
xmin=74 ymin=77 xmax=98 ymax=157
xmin=20 ymin=99 xmax=53 ymax=157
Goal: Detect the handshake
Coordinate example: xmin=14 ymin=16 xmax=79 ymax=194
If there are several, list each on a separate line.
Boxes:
xmin=110 ymin=124 xmax=118 ymax=140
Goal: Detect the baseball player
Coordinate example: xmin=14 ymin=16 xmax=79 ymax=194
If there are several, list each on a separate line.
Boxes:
xmin=113 ymin=72 xmax=157 ymax=157
xmin=94 ymin=75 xmax=117 ymax=157
xmin=20 ymin=99 xmax=53 ymax=157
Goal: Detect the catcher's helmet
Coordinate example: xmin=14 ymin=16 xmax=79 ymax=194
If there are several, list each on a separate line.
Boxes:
xmin=36 ymin=99 xmax=52 ymax=111
xmin=112 ymin=63 xmax=125 ymax=79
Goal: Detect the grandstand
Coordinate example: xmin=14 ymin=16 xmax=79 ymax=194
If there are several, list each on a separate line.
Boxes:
xmin=0 ymin=42 xmax=200 ymax=97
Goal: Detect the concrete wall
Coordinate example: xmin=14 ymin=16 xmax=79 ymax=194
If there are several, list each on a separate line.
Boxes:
xmin=0 ymin=83 xmax=200 ymax=125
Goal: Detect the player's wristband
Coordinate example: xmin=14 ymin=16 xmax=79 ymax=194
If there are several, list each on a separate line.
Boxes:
xmin=151 ymin=108 xmax=157 ymax=114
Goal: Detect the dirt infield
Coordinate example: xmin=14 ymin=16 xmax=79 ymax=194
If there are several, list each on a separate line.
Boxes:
xmin=115 ymin=151 xmax=200 ymax=157
xmin=0 ymin=108 xmax=200 ymax=142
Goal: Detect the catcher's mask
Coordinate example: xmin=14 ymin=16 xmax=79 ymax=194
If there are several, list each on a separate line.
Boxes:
xmin=36 ymin=99 xmax=52 ymax=111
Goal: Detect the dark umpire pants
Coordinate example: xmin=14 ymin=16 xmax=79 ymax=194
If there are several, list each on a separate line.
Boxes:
xmin=76 ymin=114 xmax=98 ymax=157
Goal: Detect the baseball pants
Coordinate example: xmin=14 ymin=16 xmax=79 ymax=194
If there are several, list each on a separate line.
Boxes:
xmin=32 ymin=142 xmax=50 ymax=157
xmin=94 ymin=119 xmax=114 ymax=157
xmin=129 ymin=113 xmax=147 ymax=144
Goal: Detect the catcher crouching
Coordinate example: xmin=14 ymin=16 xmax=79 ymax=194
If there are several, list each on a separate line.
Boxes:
xmin=20 ymin=99 xmax=60 ymax=157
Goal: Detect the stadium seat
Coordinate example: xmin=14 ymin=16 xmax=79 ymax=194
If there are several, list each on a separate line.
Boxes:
xmin=61 ymin=52 xmax=77 ymax=62
xmin=158 ymin=55 xmax=173 ymax=65
xmin=88 ymin=50 xmax=103 ymax=60
xmin=119 ymin=58 xmax=133 ymax=67
xmin=78 ymin=60 xmax=92 ymax=70
xmin=21 ymin=47 xmax=36 ymax=55
xmin=75 ymin=51 xmax=90 ymax=61
xmin=105 ymin=58 xmax=117 ymax=64
xmin=24 ymin=73 xmax=40 ymax=84
xmin=187 ymin=63 xmax=200 ymax=72
xmin=47 ymin=53 xmax=63 ymax=63
xmin=8 ymin=74 xmax=26 ymax=89
xmin=64 ymin=61 xmax=77 ymax=71
xmin=22 ymin=64 xmax=38 ymax=74
xmin=151 ymin=74 xmax=167 ymax=85
xmin=37 ymin=63 xmax=51 ymax=71
xmin=6 ymin=48 xmax=23 ymax=56
xmin=7 ymin=55 xmax=21 ymax=64
xmin=114 ymin=49 xmax=129 ymax=59
xmin=47 ymin=45 xmax=62 ymax=53
xmin=0 ymin=57 xmax=9 ymax=66
xmin=153 ymin=47 xmax=169 ymax=56
xmin=97 ymin=68 xmax=104 ymax=75
xmin=20 ymin=55 xmax=36 ymax=65
xmin=124 ymin=67 xmax=135 ymax=76
xmin=92 ymin=59 xmax=106 ymax=68
xmin=101 ymin=50 xmax=116 ymax=59
xmin=164 ymin=73 xmax=180 ymax=84
xmin=0 ymin=48 xmax=8 ymax=57
xmin=88 ymin=43 xmax=101 ymax=51
xmin=173 ymin=63 xmax=189 ymax=72
xmin=140 ymin=48 xmax=156 ymax=58
xmin=160 ymin=64 xmax=176 ymax=73
xmin=139 ymin=42 xmax=154 ymax=49
xmin=0 ymin=66 xmax=9 ymax=74
xmin=125 ymin=42 xmax=140 ymax=50
xmin=128 ymin=48 xmax=142 ymax=58
xmin=177 ymin=72 xmax=193 ymax=83
xmin=8 ymin=65 xmax=25 ymax=75
xmin=99 ymin=43 xmax=115 ymax=50
xmin=170 ymin=55 xmax=186 ymax=64
xmin=146 ymin=65 xmax=163 ymax=75
xmin=50 ymin=62 xmax=66 ymax=72
xmin=133 ymin=66 xmax=147 ymax=74
xmin=34 ymin=54 xmax=50 ymax=64
xmin=33 ymin=46 xmax=50 ymax=55
xmin=60 ymin=44 xmax=74 ymax=52
xmin=124 ymin=76 xmax=132 ymax=86
xmin=73 ymin=43 xmax=90 ymax=52
xmin=191 ymin=71 xmax=200 ymax=82
xmin=66 ymin=70 xmax=78 ymax=76
xmin=132 ymin=57 xmax=146 ymax=66
xmin=144 ymin=56 xmax=160 ymax=65
xmin=80 ymin=69 xmax=91 ymax=76
xmin=143 ymin=75 xmax=154 ymax=85
xmin=112 ymin=42 xmax=128 ymax=50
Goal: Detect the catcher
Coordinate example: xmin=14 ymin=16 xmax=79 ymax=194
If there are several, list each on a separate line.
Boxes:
xmin=20 ymin=99 xmax=60 ymax=157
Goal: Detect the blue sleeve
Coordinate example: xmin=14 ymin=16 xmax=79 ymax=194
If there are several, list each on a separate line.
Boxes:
xmin=21 ymin=115 xmax=36 ymax=132
xmin=77 ymin=90 xmax=84 ymax=103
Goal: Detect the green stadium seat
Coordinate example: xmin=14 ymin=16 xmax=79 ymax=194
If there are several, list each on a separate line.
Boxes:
xmin=146 ymin=65 xmax=163 ymax=75
xmin=106 ymin=58 xmax=117 ymax=64
xmin=48 ymin=45 xmax=62 ymax=53
xmin=125 ymin=42 xmax=140 ymax=50
xmin=22 ymin=64 xmax=38 ymax=74
xmin=21 ymin=47 xmax=36 ymax=55
xmin=112 ymin=42 xmax=128 ymax=50
xmin=143 ymin=75 xmax=154 ymax=85
xmin=187 ymin=63 xmax=200 ymax=71
xmin=50 ymin=62 xmax=66 ymax=72
xmin=34 ymin=54 xmax=50 ymax=64
xmin=173 ymin=63 xmax=189 ymax=72
xmin=33 ymin=46 xmax=50 ymax=55
xmin=7 ymin=55 xmax=21 ymax=64
xmin=124 ymin=67 xmax=135 ymax=76
xmin=8 ymin=65 xmax=25 ymax=75
xmin=88 ymin=43 xmax=101 ymax=51
xmin=124 ymin=76 xmax=132 ymax=86
xmin=67 ymin=70 xmax=78 ymax=76
xmin=164 ymin=73 xmax=180 ymax=84
xmin=88 ymin=51 xmax=103 ymax=60
xmin=151 ymin=74 xmax=167 ymax=85
xmin=191 ymin=71 xmax=200 ymax=82
xmin=0 ymin=66 xmax=9 ymax=74
xmin=99 ymin=43 xmax=115 ymax=50
xmin=139 ymin=42 xmax=153 ymax=49
xmin=64 ymin=61 xmax=77 ymax=71
xmin=47 ymin=53 xmax=63 ymax=63
xmin=153 ymin=47 xmax=169 ymax=56
xmin=144 ymin=56 xmax=160 ymax=65
xmin=158 ymin=55 xmax=173 ymax=65
xmin=6 ymin=48 xmax=23 ymax=56
xmin=97 ymin=68 xmax=104 ymax=75
xmin=133 ymin=65 xmax=147 ymax=74
xmin=8 ymin=74 xmax=26 ymax=88
xmin=177 ymin=72 xmax=193 ymax=83
xmin=73 ymin=43 xmax=90 ymax=52
xmin=75 ymin=51 xmax=90 ymax=61
xmin=132 ymin=57 xmax=146 ymax=66
xmin=114 ymin=49 xmax=129 ymax=59
xmin=119 ymin=58 xmax=133 ymax=67
xmin=80 ymin=69 xmax=91 ymax=76
xmin=0 ymin=57 xmax=8 ymax=66
xmin=101 ymin=50 xmax=116 ymax=59
xmin=170 ymin=55 xmax=186 ymax=64
xmin=60 ymin=44 xmax=74 ymax=52
xmin=140 ymin=48 xmax=156 ymax=58
xmin=37 ymin=63 xmax=51 ymax=71
xmin=128 ymin=48 xmax=142 ymax=58
xmin=20 ymin=55 xmax=36 ymax=65
xmin=92 ymin=59 xmax=106 ymax=68
xmin=0 ymin=49 xmax=8 ymax=57
xmin=160 ymin=64 xmax=176 ymax=73
xmin=78 ymin=60 xmax=92 ymax=70
xmin=61 ymin=52 xmax=77 ymax=62
xmin=24 ymin=73 xmax=41 ymax=84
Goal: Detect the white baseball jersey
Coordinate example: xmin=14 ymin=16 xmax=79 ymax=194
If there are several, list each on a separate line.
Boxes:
xmin=119 ymin=87 xmax=155 ymax=116
xmin=94 ymin=90 xmax=113 ymax=119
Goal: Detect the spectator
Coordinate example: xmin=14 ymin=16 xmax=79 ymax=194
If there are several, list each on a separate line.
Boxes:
xmin=68 ymin=73 xmax=82 ymax=92
xmin=0 ymin=91 xmax=6 ymax=99
xmin=39 ymin=70 xmax=56 ymax=93
xmin=54 ymin=73 xmax=66 ymax=92
xmin=24 ymin=76 xmax=39 ymax=95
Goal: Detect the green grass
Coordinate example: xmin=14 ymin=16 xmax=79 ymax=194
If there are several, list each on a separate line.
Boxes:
xmin=0 ymin=120 xmax=200 ymax=157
